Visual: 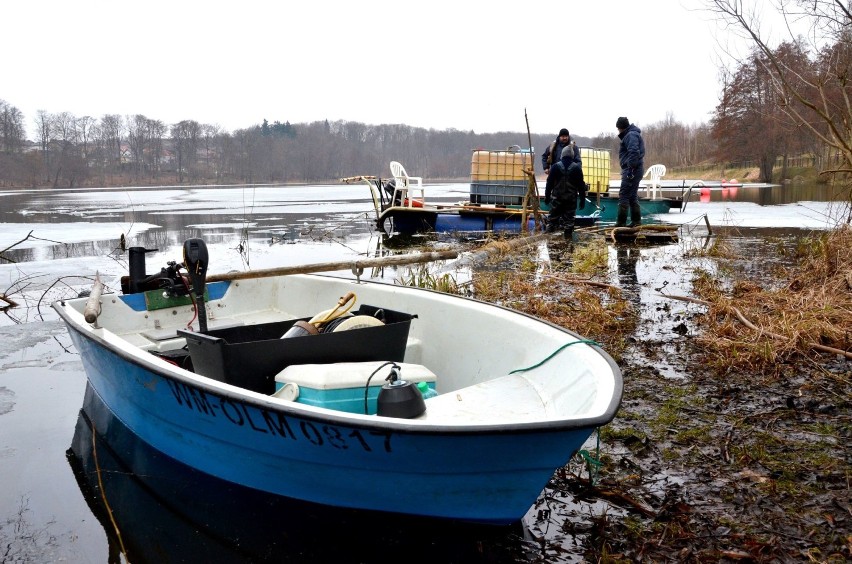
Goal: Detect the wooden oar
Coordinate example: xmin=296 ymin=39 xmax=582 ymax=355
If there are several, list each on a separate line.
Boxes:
xmin=84 ymin=273 xmax=104 ymax=324
xmin=205 ymin=250 xmax=459 ymax=283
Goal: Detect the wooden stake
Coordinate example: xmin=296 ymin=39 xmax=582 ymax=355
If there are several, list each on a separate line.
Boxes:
xmin=520 ymin=108 xmax=542 ymax=232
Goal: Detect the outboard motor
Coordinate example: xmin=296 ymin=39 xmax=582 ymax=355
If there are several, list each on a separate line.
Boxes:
xmin=382 ymin=178 xmax=400 ymax=206
xmin=183 ymin=238 xmax=209 ymax=332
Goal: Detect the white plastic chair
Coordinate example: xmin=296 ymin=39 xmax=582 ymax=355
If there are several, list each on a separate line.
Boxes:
xmin=389 ymin=161 xmax=425 ymax=208
xmin=642 ymin=164 xmax=666 ymax=198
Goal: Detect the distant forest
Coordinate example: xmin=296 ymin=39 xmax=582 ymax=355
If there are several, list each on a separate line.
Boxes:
xmin=1 ymin=13 xmax=849 ymax=192
xmin=0 ymin=105 xmax=716 ymax=189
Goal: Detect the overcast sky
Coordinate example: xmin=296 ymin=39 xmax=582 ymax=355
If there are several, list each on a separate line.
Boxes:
xmin=4 ymin=1 xmax=765 ymax=139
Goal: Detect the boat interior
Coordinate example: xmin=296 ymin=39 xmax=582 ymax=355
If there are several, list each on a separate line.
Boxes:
xmin=64 ymin=241 xmax=618 ymax=426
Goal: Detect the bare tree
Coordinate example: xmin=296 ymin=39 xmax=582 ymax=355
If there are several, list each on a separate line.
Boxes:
xmin=75 ymin=115 xmax=96 ymax=161
xmin=0 ymin=100 xmax=25 ymax=154
xmin=99 ymin=114 xmax=124 ymax=173
xmin=34 ymin=110 xmax=52 ymax=182
xmin=49 ymin=111 xmax=74 ymax=187
xmin=201 ymin=123 xmax=221 ymax=178
xmin=707 ymin=0 xmax=852 ymax=206
xmin=147 ymin=118 xmax=167 ymax=179
xmin=172 ymin=120 xmax=201 ymax=182
xmin=126 ymin=114 xmax=165 ymax=178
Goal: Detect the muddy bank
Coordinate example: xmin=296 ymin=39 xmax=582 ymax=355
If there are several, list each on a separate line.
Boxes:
xmin=470 ymin=230 xmax=850 ymax=562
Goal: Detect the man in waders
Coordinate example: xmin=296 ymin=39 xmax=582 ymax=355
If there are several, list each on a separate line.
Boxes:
xmin=616 ymin=116 xmax=645 ymax=227
xmin=544 ymin=145 xmax=586 ymax=238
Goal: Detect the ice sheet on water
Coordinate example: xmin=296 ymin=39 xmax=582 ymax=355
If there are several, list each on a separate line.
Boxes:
xmin=654 ymin=200 xmax=844 ymax=230
xmin=0 ymin=319 xmax=67 ymax=360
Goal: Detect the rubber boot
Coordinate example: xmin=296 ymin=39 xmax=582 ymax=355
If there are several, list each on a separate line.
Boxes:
xmin=546 ymin=216 xmax=559 ymax=233
xmin=563 ymin=213 xmax=575 ymax=239
xmin=615 ymin=204 xmax=629 ymax=227
xmin=629 ymin=203 xmax=642 ymax=228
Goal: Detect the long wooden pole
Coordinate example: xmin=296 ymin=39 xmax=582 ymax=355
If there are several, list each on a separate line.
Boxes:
xmin=437 ymin=231 xmax=553 ymax=272
xmin=206 ymin=250 xmax=459 ymax=283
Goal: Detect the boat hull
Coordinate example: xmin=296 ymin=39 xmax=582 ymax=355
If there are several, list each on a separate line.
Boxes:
xmin=69 ymin=386 xmax=528 ymax=560
xmin=56 ymin=274 xmax=621 ymax=524
xmin=591 ymin=194 xmax=683 ymax=221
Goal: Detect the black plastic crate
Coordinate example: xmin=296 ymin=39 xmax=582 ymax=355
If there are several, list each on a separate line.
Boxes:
xmin=177 ymin=305 xmax=415 ymax=394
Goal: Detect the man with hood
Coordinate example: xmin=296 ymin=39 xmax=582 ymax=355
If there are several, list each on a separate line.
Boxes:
xmin=615 ymin=116 xmax=645 ymax=227
xmin=544 ymin=145 xmax=586 ymax=238
xmin=541 ymin=128 xmax=581 ymax=175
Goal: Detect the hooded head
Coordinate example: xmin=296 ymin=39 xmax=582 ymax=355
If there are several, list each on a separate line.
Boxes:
xmin=560 ymin=144 xmax=575 ymax=168
xmin=616 ymin=117 xmax=629 ymax=130
xmin=558 ymin=128 xmax=569 ymax=138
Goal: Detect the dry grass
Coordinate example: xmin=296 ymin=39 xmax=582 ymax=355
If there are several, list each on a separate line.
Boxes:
xmin=471 ymin=241 xmax=637 ymax=361
xmin=692 ymin=225 xmax=852 ymax=373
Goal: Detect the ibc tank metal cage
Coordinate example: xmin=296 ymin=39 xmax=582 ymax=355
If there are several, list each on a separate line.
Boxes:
xmin=579 ymin=147 xmax=612 ymax=194
xmin=469 ymin=146 xmax=535 ymax=206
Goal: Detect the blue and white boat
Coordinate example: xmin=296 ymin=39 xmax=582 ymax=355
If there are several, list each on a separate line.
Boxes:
xmin=54 ymin=239 xmax=622 ymax=524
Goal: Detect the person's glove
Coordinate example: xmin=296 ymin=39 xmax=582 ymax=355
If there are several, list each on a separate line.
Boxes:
xmin=544 ymin=196 xmax=552 ymax=205
xmin=578 ymin=197 xmax=586 ymax=210
xmin=627 ymin=169 xmax=635 ymax=181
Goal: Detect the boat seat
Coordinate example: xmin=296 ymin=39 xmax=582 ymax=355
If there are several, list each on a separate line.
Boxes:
xmin=417 ymin=373 xmax=553 ymax=424
xmin=139 ymin=319 xmax=245 ymax=342
xmin=642 ymin=164 xmax=666 ymax=199
xmin=389 ymin=161 xmax=425 ymax=208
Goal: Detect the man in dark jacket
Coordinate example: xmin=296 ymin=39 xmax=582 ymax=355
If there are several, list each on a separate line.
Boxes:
xmin=616 ymin=116 xmax=645 ymax=227
xmin=544 ymin=146 xmax=586 ymax=238
xmin=541 ymin=128 xmax=581 ymax=175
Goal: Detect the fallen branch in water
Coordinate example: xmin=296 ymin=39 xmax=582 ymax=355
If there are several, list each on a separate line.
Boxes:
xmin=543 ymin=273 xmax=622 ymax=292
xmin=661 ymin=292 xmax=852 ymax=360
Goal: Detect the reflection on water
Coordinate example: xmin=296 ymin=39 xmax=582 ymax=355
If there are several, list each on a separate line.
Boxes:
xmin=674 ymin=180 xmax=847 ymax=206
xmin=615 ymin=246 xmax=641 ymax=306
xmin=68 ymin=384 xmax=531 ymax=563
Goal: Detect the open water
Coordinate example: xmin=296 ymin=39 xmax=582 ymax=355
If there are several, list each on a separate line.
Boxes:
xmin=0 ymin=181 xmax=847 ymax=562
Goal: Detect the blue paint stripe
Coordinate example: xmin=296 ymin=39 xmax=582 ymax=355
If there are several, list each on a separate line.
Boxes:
xmin=120 ymin=281 xmax=231 ymax=311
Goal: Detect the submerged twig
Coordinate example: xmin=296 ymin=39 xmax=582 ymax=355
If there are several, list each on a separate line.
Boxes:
xmin=559 ymin=472 xmax=657 ymax=518
xmin=543 ymin=273 xmax=622 ymax=292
